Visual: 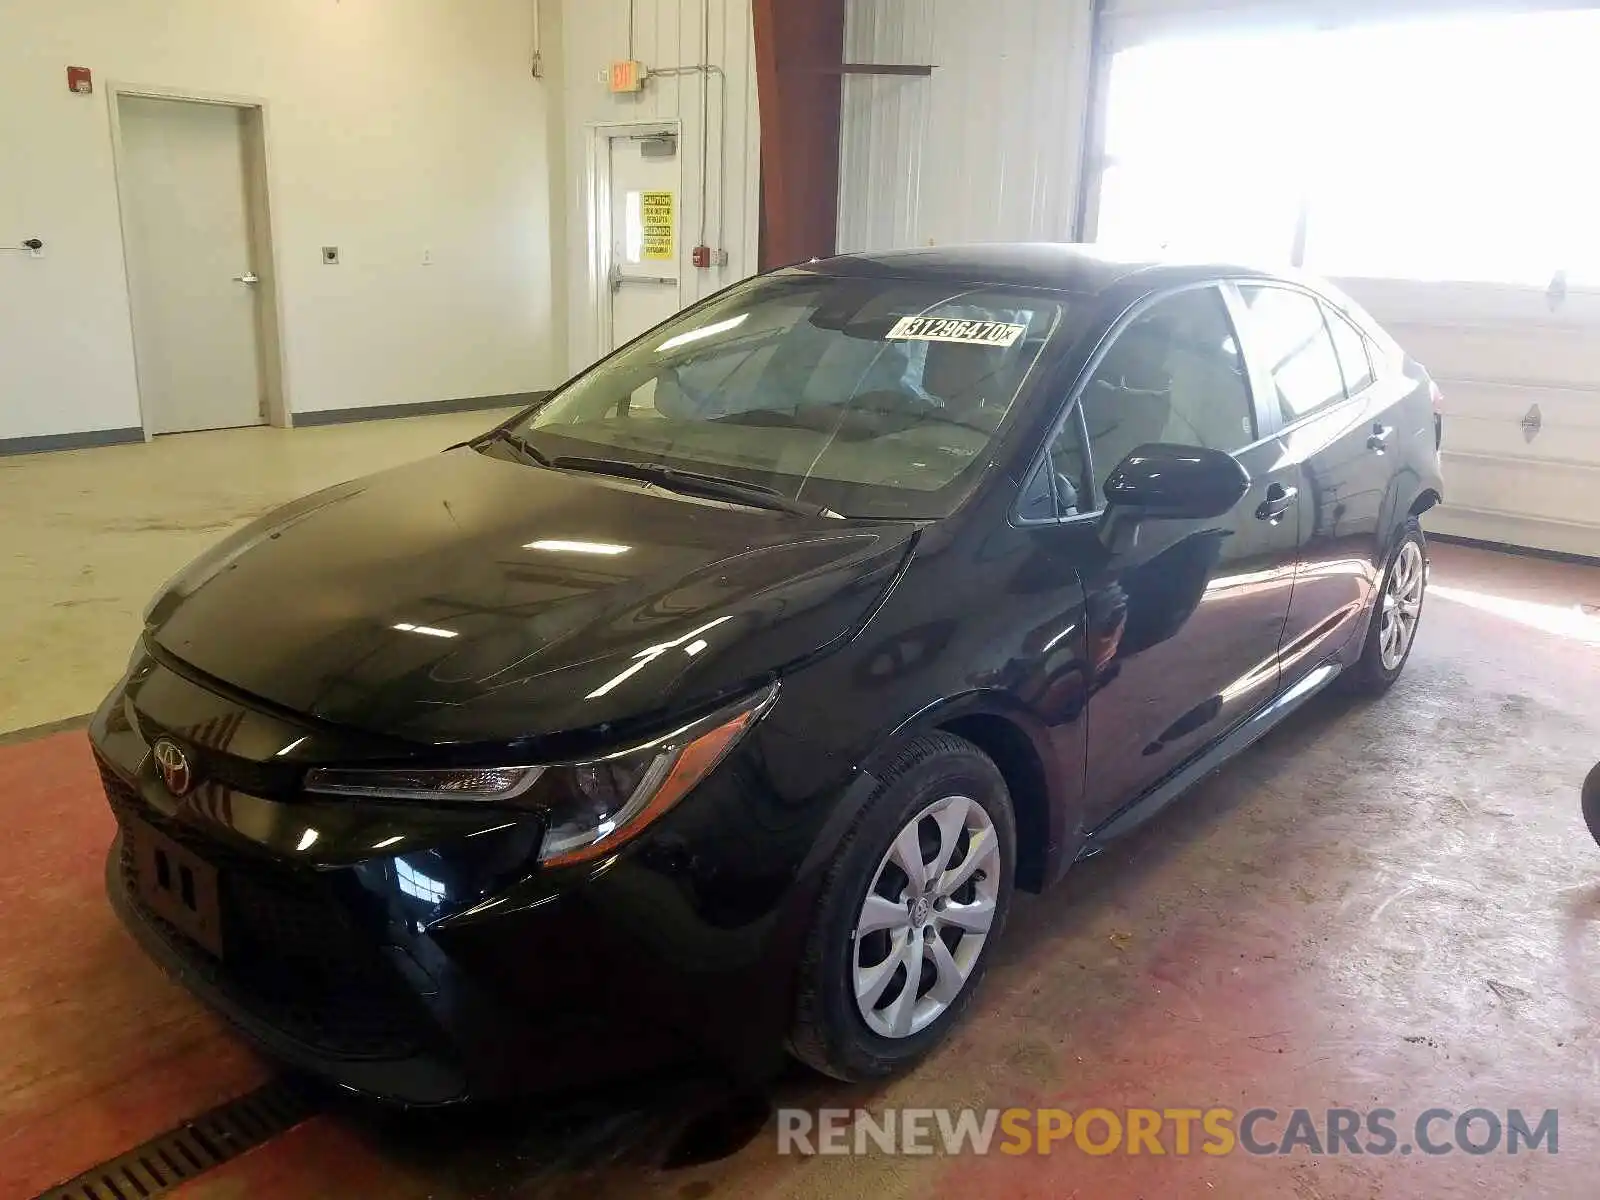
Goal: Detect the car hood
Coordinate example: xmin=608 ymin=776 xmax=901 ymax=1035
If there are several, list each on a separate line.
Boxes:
xmin=147 ymin=447 xmax=918 ymax=746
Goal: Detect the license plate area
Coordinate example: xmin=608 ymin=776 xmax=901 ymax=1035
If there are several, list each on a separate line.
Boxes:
xmin=130 ymin=820 xmax=224 ymax=959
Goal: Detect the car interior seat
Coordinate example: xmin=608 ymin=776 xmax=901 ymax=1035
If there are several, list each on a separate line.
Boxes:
xmin=921 ymin=341 xmax=1016 ymax=433
xmin=1157 ymin=318 xmax=1254 ymax=452
xmin=1081 ymin=324 xmax=1175 ymax=500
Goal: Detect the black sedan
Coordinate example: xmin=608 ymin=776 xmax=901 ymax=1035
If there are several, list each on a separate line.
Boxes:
xmin=92 ymin=245 xmax=1444 ymax=1103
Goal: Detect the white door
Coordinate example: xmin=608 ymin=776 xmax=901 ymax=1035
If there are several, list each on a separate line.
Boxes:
xmin=607 ymin=133 xmax=682 ymax=351
xmin=119 ymin=96 xmax=265 ymax=434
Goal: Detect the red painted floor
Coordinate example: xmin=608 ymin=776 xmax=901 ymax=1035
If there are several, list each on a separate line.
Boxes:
xmin=0 ymin=733 xmax=272 ymax=1199
xmin=5 ymin=542 xmax=1600 ymax=1199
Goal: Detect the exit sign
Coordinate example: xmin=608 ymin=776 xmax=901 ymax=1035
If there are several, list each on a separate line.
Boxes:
xmin=610 ymin=59 xmax=645 ymax=93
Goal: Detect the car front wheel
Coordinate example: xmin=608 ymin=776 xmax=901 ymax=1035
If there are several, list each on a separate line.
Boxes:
xmin=788 ymin=732 xmax=1016 ymax=1081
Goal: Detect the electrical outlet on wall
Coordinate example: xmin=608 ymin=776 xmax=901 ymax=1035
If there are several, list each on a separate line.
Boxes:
xmin=322 ymin=246 xmax=340 ymax=265
xmin=422 ymin=248 xmax=433 ymax=266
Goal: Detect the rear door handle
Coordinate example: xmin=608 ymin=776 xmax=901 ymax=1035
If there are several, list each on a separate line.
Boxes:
xmin=1367 ymin=424 xmax=1393 ymax=453
xmin=1255 ymin=483 xmax=1298 ymax=523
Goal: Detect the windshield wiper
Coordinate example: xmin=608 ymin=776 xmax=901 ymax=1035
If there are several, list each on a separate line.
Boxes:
xmin=485 ymin=428 xmax=556 ymax=468
xmin=550 ymin=455 xmax=841 ymax=519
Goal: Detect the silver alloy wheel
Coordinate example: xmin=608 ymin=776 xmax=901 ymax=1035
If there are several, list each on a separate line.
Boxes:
xmin=1379 ymin=540 xmax=1426 ymax=671
xmin=852 ymin=794 xmax=1001 ymax=1039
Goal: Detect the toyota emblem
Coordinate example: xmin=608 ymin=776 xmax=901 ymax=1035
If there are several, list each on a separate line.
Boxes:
xmin=152 ymin=738 xmax=194 ymax=796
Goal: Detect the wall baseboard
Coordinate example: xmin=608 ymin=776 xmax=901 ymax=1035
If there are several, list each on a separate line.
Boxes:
xmin=293 ymin=391 xmax=547 ymax=427
xmin=1429 ymin=532 xmax=1600 ymax=568
xmin=1 ymin=392 xmax=548 ymax=458
xmin=0 ymin=712 xmax=91 ymax=747
xmin=0 ymin=427 xmax=145 ymax=458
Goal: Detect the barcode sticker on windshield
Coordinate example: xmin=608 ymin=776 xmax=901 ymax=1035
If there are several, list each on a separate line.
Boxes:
xmin=886 ymin=316 xmax=1028 ymax=347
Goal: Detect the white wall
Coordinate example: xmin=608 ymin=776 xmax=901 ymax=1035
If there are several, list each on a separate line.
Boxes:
xmin=837 ymin=0 xmax=1095 ymax=254
xmin=554 ymin=0 xmax=762 ymax=376
xmin=0 ymin=0 xmax=561 ymax=441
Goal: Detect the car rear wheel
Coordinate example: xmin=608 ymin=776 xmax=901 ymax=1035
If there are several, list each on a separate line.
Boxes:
xmin=1344 ymin=518 xmax=1428 ymax=695
xmin=788 ymin=732 xmax=1015 ymax=1081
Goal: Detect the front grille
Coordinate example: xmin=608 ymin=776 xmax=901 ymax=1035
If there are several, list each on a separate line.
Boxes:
xmin=131 ymin=711 xmax=296 ymax=798
xmin=98 ymin=760 xmax=440 ymax=1062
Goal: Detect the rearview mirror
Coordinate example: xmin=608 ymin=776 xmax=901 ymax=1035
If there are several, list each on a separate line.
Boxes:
xmin=1103 ymin=443 xmax=1250 ymax=521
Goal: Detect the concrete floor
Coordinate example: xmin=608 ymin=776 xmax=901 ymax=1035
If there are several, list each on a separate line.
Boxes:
xmin=0 ymin=410 xmax=516 ymax=737
xmin=3 ymin=421 xmax=1600 ymax=1198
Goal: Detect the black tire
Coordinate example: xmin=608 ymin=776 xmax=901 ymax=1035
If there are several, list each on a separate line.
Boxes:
xmin=1342 ymin=518 xmax=1428 ymax=696
xmin=788 ymin=732 xmax=1016 ymax=1081
xmin=1582 ymin=761 xmax=1600 ymax=849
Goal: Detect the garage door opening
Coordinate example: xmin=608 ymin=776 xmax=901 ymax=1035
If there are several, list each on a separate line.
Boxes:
xmin=1092 ymin=7 xmax=1600 ymax=286
xmin=1089 ymin=6 xmax=1600 ymax=559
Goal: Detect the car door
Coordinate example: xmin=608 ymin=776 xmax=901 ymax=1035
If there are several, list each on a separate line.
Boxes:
xmin=1029 ymin=283 xmax=1305 ymax=829
xmin=1230 ymin=284 xmax=1391 ymax=679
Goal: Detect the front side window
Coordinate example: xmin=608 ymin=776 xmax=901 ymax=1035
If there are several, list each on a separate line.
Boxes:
xmin=1077 ymin=286 xmax=1255 ymax=507
xmin=1235 ymin=285 xmax=1347 ymax=423
xmin=511 ymin=273 xmax=1066 ymax=519
xmin=1016 ymin=411 xmax=1090 ymax=522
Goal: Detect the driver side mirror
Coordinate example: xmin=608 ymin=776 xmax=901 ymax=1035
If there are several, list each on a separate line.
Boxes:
xmin=1103 ymin=443 xmax=1250 ymax=521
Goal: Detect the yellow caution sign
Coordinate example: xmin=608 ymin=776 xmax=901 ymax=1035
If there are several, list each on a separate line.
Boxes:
xmin=641 ymin=191 xmax=674 ymax=260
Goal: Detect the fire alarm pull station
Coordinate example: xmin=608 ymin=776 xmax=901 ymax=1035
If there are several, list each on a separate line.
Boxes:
xmin=67 ymin=66 xmax=92 ymax=95
xmin=692 ymin=245 xmax=711 ymax=269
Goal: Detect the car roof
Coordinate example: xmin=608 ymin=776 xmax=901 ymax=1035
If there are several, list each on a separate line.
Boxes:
xmin=803 ymin=242 xmax=1286 ymax=297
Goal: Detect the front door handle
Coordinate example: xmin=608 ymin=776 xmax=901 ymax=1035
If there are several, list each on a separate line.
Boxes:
xmin=232 ymin=272 xmax=260 ymax=285
xmin=1255 ymin=483 xmax=1298 ymax=523
xmin=1367 ymin=423 xmax=1393 ymax=453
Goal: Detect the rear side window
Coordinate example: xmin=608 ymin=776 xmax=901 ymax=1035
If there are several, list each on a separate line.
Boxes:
xmin=1324 ymin=304 xmax=1375 ymax=395
xmin=1235 ymin=285 xmax=1346 ymax=422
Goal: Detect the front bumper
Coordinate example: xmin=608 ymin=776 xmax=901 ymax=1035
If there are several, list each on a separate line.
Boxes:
xmin=104 ymin=828 xmax=467 ymax=1103
xmin=95 ymin=748 xmax=688 ymax=1105
xmin=90 ymin=654 xmax=842 ymax=1105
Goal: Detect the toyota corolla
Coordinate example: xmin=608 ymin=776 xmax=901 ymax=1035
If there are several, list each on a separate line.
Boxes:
xmin=92 ymin=246 xmax=1444 ymax=1104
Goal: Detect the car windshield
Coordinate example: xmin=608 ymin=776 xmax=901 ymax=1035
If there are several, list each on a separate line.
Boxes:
xmin=506 ymin=271 xmax=1067 ymax=519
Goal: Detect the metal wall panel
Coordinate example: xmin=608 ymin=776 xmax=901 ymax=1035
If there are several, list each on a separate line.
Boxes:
xmin=555 ymin=0 xmax=762 ymax=375
xmin=837 ymin=0 xmax=1095 ymax=253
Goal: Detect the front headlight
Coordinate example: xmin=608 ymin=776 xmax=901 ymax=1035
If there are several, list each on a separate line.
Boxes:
xmin=304 ymin=683 xmax=777 ymax=867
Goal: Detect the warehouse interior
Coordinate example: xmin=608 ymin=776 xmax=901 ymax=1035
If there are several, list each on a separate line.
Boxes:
xmin=2 ymin=1 xmax=1599 ymax=1197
